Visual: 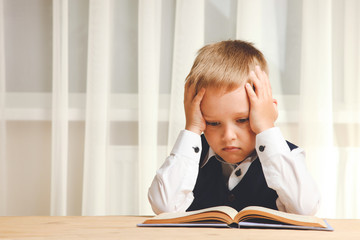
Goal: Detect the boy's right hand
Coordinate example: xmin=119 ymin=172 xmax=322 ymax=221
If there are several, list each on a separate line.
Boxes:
xmin=184 ymin=81 xmax=206 ymax=135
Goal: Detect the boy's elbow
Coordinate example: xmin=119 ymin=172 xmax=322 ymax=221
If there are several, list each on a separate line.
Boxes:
xmin=147 ymin=181 xmax=194 ymax=214
xmin=148 ymin=184 xmax=168 ymax=214
xmin=297 ymin=202 xmax=320 ymax=216
xmin=148 ymin=191 xmax=188 ymax=214
xmin=295 ymin=195 xmax=321 ymax=216
xmin=147 ymin=182 xmax=179 ymax=214
xmin=148 ymin=191 xmax=170 ymax=214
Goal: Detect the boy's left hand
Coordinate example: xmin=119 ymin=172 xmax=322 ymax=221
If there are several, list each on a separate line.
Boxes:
xmin=245 ymin=66 xmax=278 ymax=134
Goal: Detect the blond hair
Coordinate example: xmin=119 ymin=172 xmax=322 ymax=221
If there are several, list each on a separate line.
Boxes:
xmin=186 ymin=40 xmax=268 ymax=92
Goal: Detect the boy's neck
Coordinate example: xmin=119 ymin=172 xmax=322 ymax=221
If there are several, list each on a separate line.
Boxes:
xmin=215 ymin=150 xmax=257 ymax=166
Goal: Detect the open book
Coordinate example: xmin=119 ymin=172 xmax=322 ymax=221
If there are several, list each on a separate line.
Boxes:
xmin=138 ymin=206 xmax=333 ymax=231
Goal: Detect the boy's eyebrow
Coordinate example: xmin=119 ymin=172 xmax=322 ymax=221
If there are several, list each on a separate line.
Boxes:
xmin=236 ymin=111 xmax=249 ymax=115
xmin=202 ymin=113 xmax=213 ymax=119
xmin=202 ymin=111 xmax=249 ymax=119
xmin=234 ymin=112 xmax=250 ymax=117
xmin=202 ymin=113 xmax=220 ymax=120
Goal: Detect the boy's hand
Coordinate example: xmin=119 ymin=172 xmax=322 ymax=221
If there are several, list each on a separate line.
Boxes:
xmin=245 ymin=66 xmax=278 ymax=134
xmin=184 ymin=81 xmax=206 ymax=135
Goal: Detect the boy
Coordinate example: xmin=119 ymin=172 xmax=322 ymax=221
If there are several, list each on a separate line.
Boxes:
xmin=148 ymin=40 xmax=320 ymax=215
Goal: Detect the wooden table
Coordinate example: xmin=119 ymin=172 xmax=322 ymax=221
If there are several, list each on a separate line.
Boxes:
xmin=0 ymin=216 xmax=359 ymax=239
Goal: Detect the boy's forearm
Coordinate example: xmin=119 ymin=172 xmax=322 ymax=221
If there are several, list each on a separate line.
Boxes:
xmin=148 ymin=130 xmax=201 ymax=214
xmin=256 ymin=127 xmax=321 ymax=215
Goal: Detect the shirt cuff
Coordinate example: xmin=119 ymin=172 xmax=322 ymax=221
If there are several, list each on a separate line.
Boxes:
xmin=171 ymin=130 xmax=202 ymax=162
xmin=255 ymin=127 xmax=291 ymax=160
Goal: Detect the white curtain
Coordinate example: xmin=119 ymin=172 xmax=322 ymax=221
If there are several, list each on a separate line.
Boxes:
xmin=81 ymin=0 xmax=112 ymax=216
xmin=138 ymin=0 xmax=161 ymax=214
xmin=0 ymin=0 xmax=359 ymax=218
xmin=0 ymin=0 xmax=7 ymax=216
xmin=51 ymin=0 xmax=68 ymax=216
xmin=299 ymin=0 xmax=336 ymax=217
xmin=167 ymin=0 xmax=204 ymax=151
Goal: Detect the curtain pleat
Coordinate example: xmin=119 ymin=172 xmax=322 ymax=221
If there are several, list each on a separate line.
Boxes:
xmin=343 ymin=0 xmax=360 ymax=128
xmin=236 ymin=0 xmax=263 ymax=44
xmin=138 ymin=0 xmax=162 ymax=215
xmin=51 ymin=0 xmax=69 ymax=216
xmin=342 ymin=0 xmax=360 ymax=218
xmin=0 ymin=0 xmax=7 ymax=216
xmin=82 ymin=0 xmax=112 ymax=216
xmin=168 ymin=0 xmax=205 ymax=151
xmin=1 ymin=0 xmax=360 ymax=218
xmin=299 ymin=0 xmax=336 ymax=217
xmin=236 ymin=0 xmax=283 ymax=104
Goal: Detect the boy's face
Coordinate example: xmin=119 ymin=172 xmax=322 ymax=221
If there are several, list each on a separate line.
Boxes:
xmin=201 ymin=85 xmax=255 ymax=164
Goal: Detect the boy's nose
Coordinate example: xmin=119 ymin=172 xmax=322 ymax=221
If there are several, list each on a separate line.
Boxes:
xmin=222 ymin=124 xmax=237 ymax=142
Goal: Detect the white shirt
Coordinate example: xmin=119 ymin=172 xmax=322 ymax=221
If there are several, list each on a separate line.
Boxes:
xmin=148 ymin=127 xmax=321 ymax=215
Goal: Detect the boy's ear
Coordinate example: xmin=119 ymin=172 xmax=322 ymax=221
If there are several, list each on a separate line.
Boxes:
xmin=273 ymin=99 xmax=278 ymax=121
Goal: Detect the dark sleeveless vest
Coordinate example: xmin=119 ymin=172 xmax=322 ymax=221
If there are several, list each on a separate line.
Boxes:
xmin=187 ymin=135 xmax=298 ymax=212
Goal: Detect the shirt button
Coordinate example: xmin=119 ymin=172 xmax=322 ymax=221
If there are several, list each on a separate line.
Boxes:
xmin=228 ymin=193 xmax=236 ymax=202
xmin=259 ymin=145 xmax=266 ymax=152
xmin=193 ymin=146 xmax=200 ymax=153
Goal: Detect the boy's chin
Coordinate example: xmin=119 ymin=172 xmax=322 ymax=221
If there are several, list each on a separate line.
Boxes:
xmin=219 ymin=153 xmax=249 ymax=164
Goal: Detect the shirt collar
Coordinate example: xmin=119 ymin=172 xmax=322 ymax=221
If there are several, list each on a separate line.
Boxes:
xmin=200 ymin=147 xmax=257 ymax=168
xmin=200 ymin=147 xmax=216 ymax=168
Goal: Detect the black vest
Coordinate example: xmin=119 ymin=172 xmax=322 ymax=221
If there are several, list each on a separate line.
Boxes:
xmin=187 ymin=135 xmax=298 ymax=212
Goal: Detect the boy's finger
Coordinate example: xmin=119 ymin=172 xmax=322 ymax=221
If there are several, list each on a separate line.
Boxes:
xmin=193 ymin=88 xmax=206 ymax=105
xmin=255 ymin=65 xmax=264 ymax=79
xmin=245 ymin=83 xmax=257 ymax=101
xmin=184 ymin=81 xmax=196 ymax=102
xmin=184 ymin=80 xmax=192 ymax=93
xmin=261 ymin=70 xmax=273 ymax=97
xmin=256 ymin=66 xmax=267 ymax=84
xmin=250 ymin=70 xmax=262 ymax=96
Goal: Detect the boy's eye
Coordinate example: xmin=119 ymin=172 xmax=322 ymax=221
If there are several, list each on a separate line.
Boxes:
xmin=206 ymin=121 xmax=220 ymax=126
xmin=236 ymin=118 xmax=249 ymax=124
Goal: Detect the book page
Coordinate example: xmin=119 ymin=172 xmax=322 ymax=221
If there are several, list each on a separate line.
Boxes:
xmin=151 ymin=206 xmax=239 ymax=221
xmin=235 ymin=206 xmax=326 ymax=228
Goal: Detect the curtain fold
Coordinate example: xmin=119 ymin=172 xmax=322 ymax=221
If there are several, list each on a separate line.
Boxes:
xmin=0 ymin=0 xmax=7 ymax=216
xmin=138 ymin=0 xmax=162 ymax=215
xmin=342 ymin=0 xmax=360 ymax=218
xmin=1 ymin=0 xmax=360 ymax=218
xmin=299 ymin=0 xmax=336 ymax=217
xmin=82 ymin=0 xmax=112 ymax=216
xmin=236 ymin=0 xmax=263 ymax=45
xmin=167 ymin=0 xmax=205 ymax=151
xmin=236 ymin=0 xmax=283 ymax=103
xmin=51 ymin=0 xmax=69 ymax=216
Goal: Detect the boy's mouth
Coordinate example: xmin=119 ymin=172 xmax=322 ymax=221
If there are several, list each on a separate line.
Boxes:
xmin=222 ymin=146 xmax=240 ymax=152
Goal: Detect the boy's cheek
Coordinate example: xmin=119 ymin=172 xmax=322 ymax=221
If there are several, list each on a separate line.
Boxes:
xmin=203 ymin=128 xmax=216 ymax=138
xmin=203 ymin=131 xmax=217 ymax=145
